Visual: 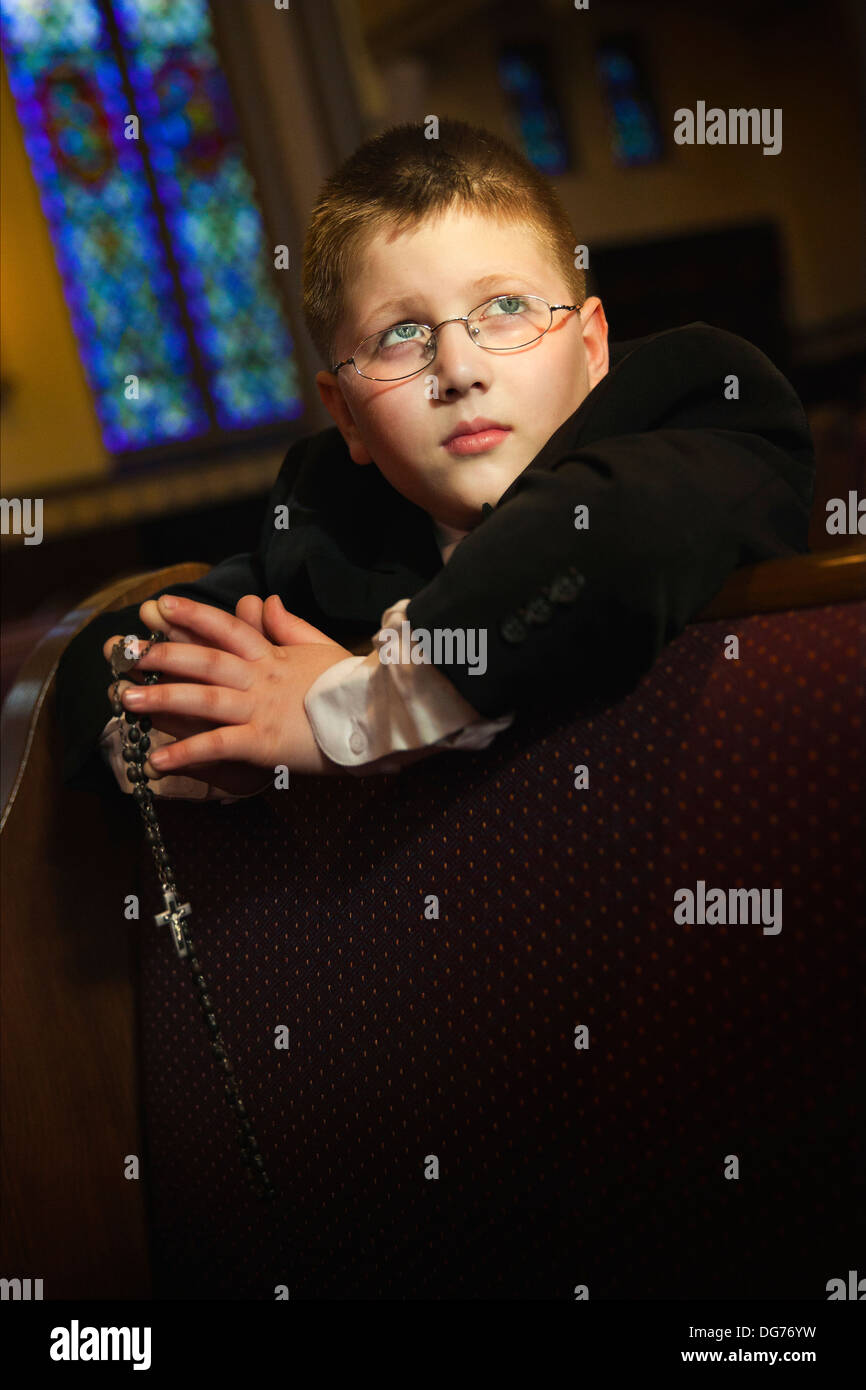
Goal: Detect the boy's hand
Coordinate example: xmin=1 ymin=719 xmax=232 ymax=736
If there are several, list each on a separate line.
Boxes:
xmin=102 ymin=594 xmax=356 ymax=785
xmin=103 ymin=601 xmax=267 ymax=795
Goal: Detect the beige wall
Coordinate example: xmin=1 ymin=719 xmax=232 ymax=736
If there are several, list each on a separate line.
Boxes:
xmin=389 ymin=0 xmax=864 ymax=331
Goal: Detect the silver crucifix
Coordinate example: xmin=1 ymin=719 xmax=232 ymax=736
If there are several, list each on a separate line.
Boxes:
xmin=155 ymin=887 xmax=192 ymax=959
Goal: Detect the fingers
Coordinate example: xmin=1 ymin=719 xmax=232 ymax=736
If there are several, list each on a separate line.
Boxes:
xmin=236 ymin=593 xmax=266 ymax=634
xmin=139 ymin=599 xmax=170 ymax=635
xmin=140 ymin=598 xmax=222 ymax=651
xmin=152 ymin=596 xmax=271 ymax=660
xmin=260 ymin=594 xmax=342 ymax=647
xmin=144 ymin=723 xmax=255 ymax=775
xmin=103 ymin=630 xmax=173 ymax=687
xmin=121 ymin=681 xmax=253 ymax=729
xmin=148 ymin=712 xmax=214 ymax=740
xmin=105 ymin=676 xmax=214 ymax=741
xmin=124 ymin=637 xmax=251 ymax=692
xmin=103 ymin=634 xmax=149 ymax=679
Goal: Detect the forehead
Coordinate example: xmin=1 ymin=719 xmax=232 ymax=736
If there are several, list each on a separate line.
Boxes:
xmin=344 ymin=207 xmax=555 ymax=333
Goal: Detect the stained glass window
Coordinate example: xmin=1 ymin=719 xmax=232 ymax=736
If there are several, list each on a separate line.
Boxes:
xmin=498 ymin=44 xmax=571 ymax=178
xmin=596 ymin=37 xmax=663 ymax=168
xmin=1 ymin=0 xmax=304 ymax=454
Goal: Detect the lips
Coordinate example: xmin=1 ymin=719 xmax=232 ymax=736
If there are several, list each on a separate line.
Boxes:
xmin=442 ymin=417 xmax=510 ymax=445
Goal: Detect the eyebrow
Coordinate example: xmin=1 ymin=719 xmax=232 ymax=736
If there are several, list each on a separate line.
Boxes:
xmin=361 ymin=272 xmax=535 ymax=333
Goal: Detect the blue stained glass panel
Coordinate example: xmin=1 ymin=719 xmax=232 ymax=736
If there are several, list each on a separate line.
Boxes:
xmin=1 ymin=0 xmax=209 ymax=450
xmin=1 ymin=0 xmax=304 ymax=452
xmin=596 ymin=38 xmax=663 ymax=168
xmin=112 ymin=0 xmax=302 ymax=430
xmin=497 ymin=44 xmax=571 ymax=178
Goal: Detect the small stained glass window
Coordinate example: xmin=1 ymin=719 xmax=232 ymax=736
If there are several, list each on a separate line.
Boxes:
xmin=596 ymin=36 xmax=663 ymax=168
xmin=498 ymin=43 xmax=572 ymax=177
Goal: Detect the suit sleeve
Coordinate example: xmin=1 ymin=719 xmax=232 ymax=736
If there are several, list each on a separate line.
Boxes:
xmin=404 ymin=327 xmax=816 ymax=720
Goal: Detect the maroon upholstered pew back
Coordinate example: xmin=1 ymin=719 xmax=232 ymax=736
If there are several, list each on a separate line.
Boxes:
xmin=139 ymin=597 xmax=863 ymax=1299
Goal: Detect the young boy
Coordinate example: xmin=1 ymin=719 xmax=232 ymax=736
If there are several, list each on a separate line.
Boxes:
xmin=55 ymin=118 xmax=815 ymax=801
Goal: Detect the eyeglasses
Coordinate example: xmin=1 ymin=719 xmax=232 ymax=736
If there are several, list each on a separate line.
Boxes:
xmin=332 ymin=293 xmax=581 ymax=381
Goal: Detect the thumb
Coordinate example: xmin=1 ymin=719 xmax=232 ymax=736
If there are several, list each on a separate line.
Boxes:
xmin=261 ymin=594 xmax=342 ymax=647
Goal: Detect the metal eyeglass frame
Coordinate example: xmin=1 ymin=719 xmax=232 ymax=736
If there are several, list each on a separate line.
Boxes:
xmin=331 ymin=293 xmax=582 ymax=381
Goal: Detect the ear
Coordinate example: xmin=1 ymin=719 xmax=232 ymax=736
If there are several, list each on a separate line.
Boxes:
xmin=578 ymin=297 xmax=610 ymax=390
xmin=315 ymin=371 xmax=374 ymax=465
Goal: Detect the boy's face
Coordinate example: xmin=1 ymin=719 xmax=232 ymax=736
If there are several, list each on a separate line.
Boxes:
xmin=316 ymin=206 xmax=609 ymax=531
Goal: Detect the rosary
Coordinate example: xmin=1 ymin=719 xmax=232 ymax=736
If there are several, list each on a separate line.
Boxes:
xmin=110 ymin=631 xmax=276 ymax=1203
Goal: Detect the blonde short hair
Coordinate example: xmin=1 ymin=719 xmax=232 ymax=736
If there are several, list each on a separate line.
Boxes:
xmin=302 ymin=117 xmax=585 ymax=370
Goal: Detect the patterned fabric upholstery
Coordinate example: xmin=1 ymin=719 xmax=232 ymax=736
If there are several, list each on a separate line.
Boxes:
xmin=137 ymin=602 xmax=863 ymax=1299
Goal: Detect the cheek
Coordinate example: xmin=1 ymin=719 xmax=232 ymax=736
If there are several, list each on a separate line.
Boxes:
xmin=365 ymin=387 xmax=425 ymax=444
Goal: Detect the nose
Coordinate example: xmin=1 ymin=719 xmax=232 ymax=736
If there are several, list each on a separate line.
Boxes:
xmin=428 ymin=317 xmax=490 ymax=391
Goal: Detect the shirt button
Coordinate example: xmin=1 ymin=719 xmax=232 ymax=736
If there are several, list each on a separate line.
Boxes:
xmin=348 ymin=729 xmax=366 ymax=754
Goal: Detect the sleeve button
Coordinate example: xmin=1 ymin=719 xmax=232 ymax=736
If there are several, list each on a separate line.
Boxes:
xmin=549 ymin=573 xmax=584 ymax=603
xmin=525 ymin=597 xmax=552 ymax=625
xmin=348 ymin=729 xmax=366 ymax=754
xmin=500 ymin=616 xmax=528 ymax=643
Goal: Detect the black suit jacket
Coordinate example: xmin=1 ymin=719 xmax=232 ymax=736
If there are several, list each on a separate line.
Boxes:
xmin=55 ymin=322 xmax=815 ymax=792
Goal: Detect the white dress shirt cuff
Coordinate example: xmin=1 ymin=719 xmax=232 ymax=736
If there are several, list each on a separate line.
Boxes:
xmin=304 ymin=599 xmax=515 ymax=775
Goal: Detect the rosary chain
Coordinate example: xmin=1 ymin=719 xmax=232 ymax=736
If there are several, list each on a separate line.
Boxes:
xmin=111 ymin=631 xmax=276 ymax=1203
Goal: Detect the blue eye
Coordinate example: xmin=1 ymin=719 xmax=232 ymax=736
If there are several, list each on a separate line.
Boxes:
xmin=379 ymin=322 xmax=425 ymax=350
xmin=488 ymin=295 xmax=527 ymax=315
